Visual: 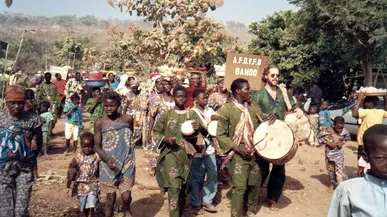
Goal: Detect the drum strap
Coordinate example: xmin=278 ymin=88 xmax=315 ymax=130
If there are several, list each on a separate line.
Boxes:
xmin=278 ymin=84 xmax=292 ymax=112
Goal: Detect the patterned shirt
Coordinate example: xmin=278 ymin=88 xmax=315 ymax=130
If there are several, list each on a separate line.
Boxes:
xmin=40 ymin=112 xmax=54 ymax=132
xmin=65 ymin=78 xmax=84 ymax=98
xmin=0 ymin=112 xmax=42 ymax=168
xmin=67 ymin=152 xmax=100 ymax=197
xmin=36 ymin=82 xmax=60 ymax=105
xmin=85 ymin=98 xmax=104 ymax=124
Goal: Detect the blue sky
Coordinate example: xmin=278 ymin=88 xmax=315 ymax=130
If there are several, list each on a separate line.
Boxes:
xmin=1 ymin=0 xmax=295 ymax=24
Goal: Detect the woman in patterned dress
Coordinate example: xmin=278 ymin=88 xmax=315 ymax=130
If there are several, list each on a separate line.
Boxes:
xmin=148 ymin=77 xmax=175 ymax=176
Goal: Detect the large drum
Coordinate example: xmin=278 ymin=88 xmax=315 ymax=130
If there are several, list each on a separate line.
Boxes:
xmin=181 ymin=120 xmax=195 ymax=136
xmin=207 ymin=120 xmax=218 ymax=137
xmin=253 ymin=120 xmax=297 ymax=165
xmin=284 ymin=113 xmax=311 ymax=144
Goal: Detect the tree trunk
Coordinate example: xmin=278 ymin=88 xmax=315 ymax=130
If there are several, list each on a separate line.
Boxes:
xmin=361 ymin=51 xmax=373 ymax=87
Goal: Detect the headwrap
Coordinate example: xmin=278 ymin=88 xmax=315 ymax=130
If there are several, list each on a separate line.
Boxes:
xmin=111 ymin=74 xmax=121 ymax=91
xmin=5 ymin=84 xmax=25 ymax=101
xmin=115 ymin=74 xmax=129 ymax=96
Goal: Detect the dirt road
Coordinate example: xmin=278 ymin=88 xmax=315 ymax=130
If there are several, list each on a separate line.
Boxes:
xmin=29 ymin=115 xmax=359 ymax=216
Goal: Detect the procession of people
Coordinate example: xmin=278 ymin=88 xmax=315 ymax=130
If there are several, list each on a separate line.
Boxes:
xmin=0 ymin=64 xmax=387 ymax=217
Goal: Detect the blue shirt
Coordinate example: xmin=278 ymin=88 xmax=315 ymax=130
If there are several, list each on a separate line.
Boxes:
xmin=328 ymin=174 xmax=387 ymax=217
xmin=319 ymin=109 xmax=331 ymax=127
xmin=64 ymin=103 xmax=83 ymax=126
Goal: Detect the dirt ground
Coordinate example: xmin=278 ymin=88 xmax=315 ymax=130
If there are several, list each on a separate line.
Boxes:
xmin=29 ymin=113 xmax=360 ymax=217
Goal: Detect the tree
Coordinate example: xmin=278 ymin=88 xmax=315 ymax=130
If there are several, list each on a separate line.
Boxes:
xmin=290 ymin=0 xmax=387 ymax=86
xmin=55 ymin=36 xmax=82 ymax=68
xmin=106 ymin=0 xmax=235 ymax=73
xmin=248 ymin=11 xmax=317 ymax=87
xmin=248 ymin=10 xmax=361 ymax=100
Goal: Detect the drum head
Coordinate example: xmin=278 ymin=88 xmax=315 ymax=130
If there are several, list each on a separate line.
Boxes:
xmin=181 ymin=120 xmax=195 ymax=136
xmin=255 ymin=120 xmax=294 ymax=160
xmin=285 ymin=113 xmax=311 ymax=141
xmin=208 ymin=120 xmax=218 ymax=137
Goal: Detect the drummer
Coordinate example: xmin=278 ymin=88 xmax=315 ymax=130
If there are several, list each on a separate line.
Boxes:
xmin=217 ymin=78 xmax=274 ymax=217
xmin=252 ymin=65 xmax=303 ymax=211
xmin=153 ymin=85 xmax=204 ymax=217
xmin=189 ymin=89 xmax=218 ymax=214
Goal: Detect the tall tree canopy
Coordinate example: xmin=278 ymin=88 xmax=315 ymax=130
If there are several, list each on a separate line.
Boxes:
xmin=290 ymin=0 xmax=387 ymax=86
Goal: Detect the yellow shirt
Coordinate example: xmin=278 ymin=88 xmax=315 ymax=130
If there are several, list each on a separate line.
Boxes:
xmin=357 ymin=109 xmax=387 ymax=145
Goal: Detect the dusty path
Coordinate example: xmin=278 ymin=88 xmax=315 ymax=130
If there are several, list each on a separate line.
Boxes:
xmin=29 ymin=114 xmax=359 ymax=217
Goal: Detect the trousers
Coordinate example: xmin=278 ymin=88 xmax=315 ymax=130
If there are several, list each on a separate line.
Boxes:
xmin=230 ymin=154 xmax=261 ymax=217
xmin=191 ymin=154 xmax=218 ymax=207
xmin=257 ymin=156 xmax=286 ymax=202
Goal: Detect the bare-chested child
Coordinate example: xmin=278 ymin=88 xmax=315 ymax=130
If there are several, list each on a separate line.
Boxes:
xmin=94 ymin=91 xmax=135 ymax=217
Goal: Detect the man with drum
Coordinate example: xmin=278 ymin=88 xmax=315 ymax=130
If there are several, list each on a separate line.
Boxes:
xmin=217 ymin=78 xmax=274 ymax=217
xmin=252 ymin=65 xmax=303 ymax=211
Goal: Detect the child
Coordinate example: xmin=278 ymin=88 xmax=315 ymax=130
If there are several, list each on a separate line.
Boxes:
xmin=24 ymin=89 xmax=37 ymax=113
xmin=318 ymin=116 xmax=350 ymax=191
xmin=328 ymin=124 xmax=387 ymax=217
xmin=353 ymin=93 xmax=387 ymax=174
xmin=67 ymin=132 xmax=100 ymax=217
xmin=190 ymin=88 xmax=218 ymax=214
xmin=39 ymin=101 xmax=54 ymax=156
xmin=85 ymin=88 xmax=104 ymax=133
xmin=319 ymin=101 xmax=331 ymax=128
xmin=307 ymin=104 xmax=319 ymax=147
xmin=64 ymin=93 xmax=83 ymax=155
xmin=94 ymin=91 xmax=135 ymax=217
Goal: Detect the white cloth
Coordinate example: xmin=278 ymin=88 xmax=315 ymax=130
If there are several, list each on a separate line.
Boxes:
xmin=115 ymin=74 xmax=129 ymax=96
xmin=65 ymin=122 xmax=79 ymax=141
xmin=191 ymin=107 xmax=217 ymax=155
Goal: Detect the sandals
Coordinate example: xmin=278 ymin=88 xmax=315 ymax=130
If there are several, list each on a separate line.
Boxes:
xmin=192 ymin=206 xmax=204 ymax=215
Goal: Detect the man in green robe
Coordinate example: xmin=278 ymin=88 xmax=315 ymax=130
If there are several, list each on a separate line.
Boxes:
xmin=36 ymin=72 xmax=60 ymax=123
xmin=153 ymin=85 xmax=204 ymax=217
xmin=251 ymin=66 xmax=303 ymax=211
xmin=217 ymin=78 xmax=273 ymax=217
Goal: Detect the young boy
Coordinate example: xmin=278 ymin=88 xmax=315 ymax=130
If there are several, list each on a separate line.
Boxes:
xmin=64 ymin=93 xmax=83 ymax=155
xmin=153 ymin=85 xmax=203 ymax=217
xmin=67 ymin=132 xmax=100 ymax=217
xmin=85 ymin=88 xmax=104 ymax=133
xmin=328 ymin=124 xmax=387 ymax=216
xmin=318 ymin=116 xmax=351 ymax=191
xmin=307 ymin=104 xmax=319 ymax=147
xmin=39 ymin=101 xmax=54 ymax=155
xmin=94 ymin=91 xmax=135 ymax=217
xmin=353 ymin=93 xmax=387 ymax=174
xmin=319 ymin=101 xmax=331 ymax=128
xmin=190 ymin=88 xmax=218 ymax=214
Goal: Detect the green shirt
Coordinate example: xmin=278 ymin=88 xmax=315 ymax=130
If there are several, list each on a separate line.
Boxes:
xmin=153 ymin=109 xmax=201 ymax=190
xmin=36 ymin=82 xmax=60 ymax=105
xmin=85 ymin=98 xmax=105 ymax=124
xmin=252 ymin=87 xmax=297 ymax=121
xmin=216 ymin=102 xmax=263 ymax=153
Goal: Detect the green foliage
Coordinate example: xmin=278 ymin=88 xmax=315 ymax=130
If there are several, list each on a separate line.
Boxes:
xmin=289 ymin=0 xmax=387 ymax=86
xmin=105 ymin=0 xmax=235 ymax=74
xmin=247 ymin=10 xmax=363 ymax=100
xmin=55 ymin=36 xmax=83 ymax=67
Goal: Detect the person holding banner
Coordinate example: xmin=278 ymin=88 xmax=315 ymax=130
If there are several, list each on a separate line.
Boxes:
xmin=217 ymin=78 xmax=273 ymax=217
xmin=252 ymin=65 xmax=303 ymax=211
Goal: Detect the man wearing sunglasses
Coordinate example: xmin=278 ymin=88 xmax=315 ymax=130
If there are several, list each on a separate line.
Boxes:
xmin=252 ymin=65 xmax=303 ymax=211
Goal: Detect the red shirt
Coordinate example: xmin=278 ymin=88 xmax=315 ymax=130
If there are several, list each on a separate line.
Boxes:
xmin=53 ymin=79 xmax=67 ymax=99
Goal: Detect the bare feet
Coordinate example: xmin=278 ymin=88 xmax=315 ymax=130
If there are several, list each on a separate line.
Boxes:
xmin=202 ymin=202 xmax=217 ymax=213
xmin=267 ymin=200 xmax=279 ymax=211
xmin=327 ymin=184 xmax=335 ymax=193
xmin=150 ymin=167 xmax=156 ymax=177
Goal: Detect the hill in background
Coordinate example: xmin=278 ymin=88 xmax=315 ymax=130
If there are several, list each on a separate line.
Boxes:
xmin=0 ymin=12 xmax=253 ymax=72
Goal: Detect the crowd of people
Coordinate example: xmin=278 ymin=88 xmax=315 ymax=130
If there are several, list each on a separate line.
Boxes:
xmin=1 ymin=65 xmax=387 ymax=217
